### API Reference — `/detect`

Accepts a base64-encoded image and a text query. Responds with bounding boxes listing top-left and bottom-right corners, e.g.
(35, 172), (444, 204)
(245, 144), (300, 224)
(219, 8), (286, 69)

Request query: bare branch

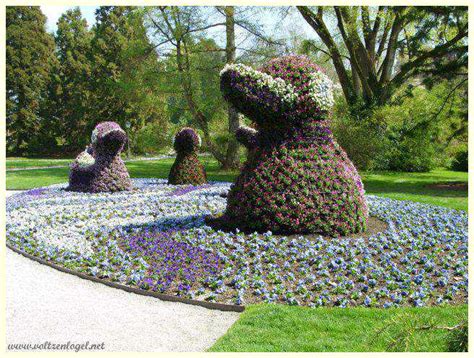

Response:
(297, 6), (354, 102)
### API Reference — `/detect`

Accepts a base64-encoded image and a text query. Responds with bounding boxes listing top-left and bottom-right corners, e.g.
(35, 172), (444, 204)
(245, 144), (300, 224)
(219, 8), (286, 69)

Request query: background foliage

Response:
(6, 5), (468, 172)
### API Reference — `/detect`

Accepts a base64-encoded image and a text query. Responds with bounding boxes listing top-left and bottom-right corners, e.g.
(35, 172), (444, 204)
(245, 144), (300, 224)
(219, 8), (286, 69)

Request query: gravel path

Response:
(5, 191), (240, 352)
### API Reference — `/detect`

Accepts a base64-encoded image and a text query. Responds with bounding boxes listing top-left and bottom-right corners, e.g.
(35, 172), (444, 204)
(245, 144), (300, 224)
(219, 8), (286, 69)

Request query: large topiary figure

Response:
(67, 121), (132, 193)
(168, 127), (207, 185)
(219, 55), (368, 236)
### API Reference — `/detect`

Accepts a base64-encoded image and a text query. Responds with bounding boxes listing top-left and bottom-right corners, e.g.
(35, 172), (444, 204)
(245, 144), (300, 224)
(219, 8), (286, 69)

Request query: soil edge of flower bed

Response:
(6, 243), (245, 313)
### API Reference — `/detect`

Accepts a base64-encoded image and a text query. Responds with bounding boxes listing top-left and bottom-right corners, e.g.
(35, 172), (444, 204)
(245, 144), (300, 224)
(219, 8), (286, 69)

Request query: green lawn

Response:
(5, 157), (239, 190)
(5, 156), (468, 352)
(362, 169), (467, 211)
(209, 304), (467, 352)
(5, 155), (172, 169)
(6, 157), (72, 169)
(6, 157), (467, 211)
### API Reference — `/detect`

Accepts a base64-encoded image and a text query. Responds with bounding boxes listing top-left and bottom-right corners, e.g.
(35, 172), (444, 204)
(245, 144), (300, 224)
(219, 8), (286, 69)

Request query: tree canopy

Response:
(297, 6), (468, 109)
(6, 6), (56, 154)
(5, 5), (468, 172)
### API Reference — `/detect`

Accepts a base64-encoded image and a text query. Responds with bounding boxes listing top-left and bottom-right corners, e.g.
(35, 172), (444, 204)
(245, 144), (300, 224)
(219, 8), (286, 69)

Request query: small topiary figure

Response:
(219, 55), (368, 236)
(67, 121), (132, 193)
(168, 127), (207, 185)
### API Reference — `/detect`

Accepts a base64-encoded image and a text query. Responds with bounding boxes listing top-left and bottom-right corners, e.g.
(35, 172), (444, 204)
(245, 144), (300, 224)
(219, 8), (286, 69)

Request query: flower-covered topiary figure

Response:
(219, 55), (368, 236)
(67, 121), (132, 193)
(168, 127), (207, 185)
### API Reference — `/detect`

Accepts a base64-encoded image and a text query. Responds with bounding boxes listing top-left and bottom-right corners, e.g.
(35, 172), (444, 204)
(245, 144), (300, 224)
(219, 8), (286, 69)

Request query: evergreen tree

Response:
(6, 6), (55, 155)
(42, 7), (93, 153)
(90, 6), (165, 156)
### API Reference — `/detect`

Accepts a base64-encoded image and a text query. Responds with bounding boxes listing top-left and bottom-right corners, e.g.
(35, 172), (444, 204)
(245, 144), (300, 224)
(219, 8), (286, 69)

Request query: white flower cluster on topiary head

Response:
(220, 63), (299, 105)
(91, 123), (125, 144)
(220, 63), (335, 111)
(307, 71), (335, 110)
(76, 151), (95, 168)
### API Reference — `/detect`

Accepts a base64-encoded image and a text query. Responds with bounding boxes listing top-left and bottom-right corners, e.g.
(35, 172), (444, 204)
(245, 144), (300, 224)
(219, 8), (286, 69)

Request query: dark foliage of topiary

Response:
(168, 127), (207, 185)
(67, 121), (132, 193)
(218, 55), (368, 236)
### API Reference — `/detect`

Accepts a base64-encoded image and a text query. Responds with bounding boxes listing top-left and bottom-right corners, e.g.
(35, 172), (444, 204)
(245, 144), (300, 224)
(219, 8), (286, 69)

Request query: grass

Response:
(6, 157), (467, 211)
(209, 304), (468, 352)
(6, 157), (72, 169)
(361, 169), (467, 211)
(6, 156), (468, 352)
(5, 157), (239, 190)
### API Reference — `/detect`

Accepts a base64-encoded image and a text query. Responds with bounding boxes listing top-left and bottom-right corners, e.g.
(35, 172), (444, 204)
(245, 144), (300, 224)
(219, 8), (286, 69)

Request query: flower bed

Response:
(6, 179), (467, 308)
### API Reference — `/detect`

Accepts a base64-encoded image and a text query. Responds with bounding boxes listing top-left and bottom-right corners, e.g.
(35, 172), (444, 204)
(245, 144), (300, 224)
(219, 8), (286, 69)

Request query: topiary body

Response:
(168, 127), (207, 185)
(67, 121), (132, 193)
(219, 55), (368, 236)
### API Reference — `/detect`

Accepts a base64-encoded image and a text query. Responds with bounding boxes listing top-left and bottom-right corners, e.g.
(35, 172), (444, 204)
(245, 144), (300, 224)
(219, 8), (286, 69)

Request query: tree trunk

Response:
(222, 6), (241, 169)
(176, 39), (228, 165)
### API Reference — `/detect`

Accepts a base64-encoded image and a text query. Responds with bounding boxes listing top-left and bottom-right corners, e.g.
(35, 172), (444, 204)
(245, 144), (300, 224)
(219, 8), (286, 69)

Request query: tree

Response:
(297, 6), (468, 111)
(145, 6), (227, 166)
(90, 6), (165, 156)
(41, 7), (93, 153)
(146, 6), (283, 168)
(222, 6), (240, 169)
(6, 6), (55, 155)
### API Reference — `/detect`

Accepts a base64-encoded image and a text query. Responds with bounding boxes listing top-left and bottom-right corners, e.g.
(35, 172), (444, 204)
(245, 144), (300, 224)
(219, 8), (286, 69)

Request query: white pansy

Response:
(91, 128), (99, 144)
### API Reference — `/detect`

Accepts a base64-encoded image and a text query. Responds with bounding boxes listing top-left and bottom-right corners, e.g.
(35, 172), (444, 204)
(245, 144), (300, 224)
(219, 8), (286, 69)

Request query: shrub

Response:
(331, 98), (387, 171)
(373, 99), (438, 172)
(217, 55), (368, 236)
(450, 149), (468, 172)
(132, 121), (171, 155)
(168, 127), (207, 185)
(333, 82), (466, 172)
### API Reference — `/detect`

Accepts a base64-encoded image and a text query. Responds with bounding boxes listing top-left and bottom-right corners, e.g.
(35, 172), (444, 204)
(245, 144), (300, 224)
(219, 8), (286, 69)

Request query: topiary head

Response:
(173, 127), (201, 154)
(220, 55), (334, 131)
(91, 121), (127, 155)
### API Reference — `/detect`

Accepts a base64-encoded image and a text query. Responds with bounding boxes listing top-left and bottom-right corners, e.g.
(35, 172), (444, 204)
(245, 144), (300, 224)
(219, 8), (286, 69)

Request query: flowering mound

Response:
(168, 128), (207, 185)
(219, 55), (367, 236)
(67, 121), (132, 193)
(6, 180), (467, 308)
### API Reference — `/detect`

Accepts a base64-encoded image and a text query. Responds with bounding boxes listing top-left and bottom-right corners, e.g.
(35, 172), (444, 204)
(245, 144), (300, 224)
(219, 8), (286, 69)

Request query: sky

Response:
(40, 6), (333, 76)
(41, 5), (316, 40)
(41, 6), (98, 32)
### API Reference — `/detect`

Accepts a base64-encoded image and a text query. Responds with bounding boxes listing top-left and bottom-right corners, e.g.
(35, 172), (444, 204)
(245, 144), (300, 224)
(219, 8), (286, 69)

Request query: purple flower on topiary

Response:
(235, 125), (259, 150)
(173, 127), (201, 153)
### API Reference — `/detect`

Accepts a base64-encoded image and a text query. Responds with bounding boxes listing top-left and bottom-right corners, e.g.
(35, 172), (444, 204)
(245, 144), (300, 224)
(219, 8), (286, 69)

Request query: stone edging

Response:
(6, 243), (245, 313)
